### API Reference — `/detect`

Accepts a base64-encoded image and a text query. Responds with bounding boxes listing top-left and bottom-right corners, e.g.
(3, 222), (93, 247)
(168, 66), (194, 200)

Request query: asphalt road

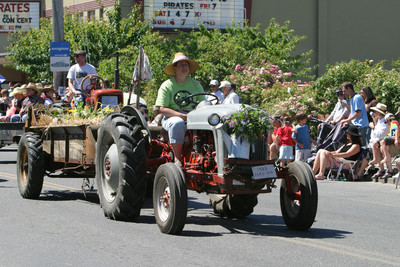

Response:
(1, 144), (400, 266)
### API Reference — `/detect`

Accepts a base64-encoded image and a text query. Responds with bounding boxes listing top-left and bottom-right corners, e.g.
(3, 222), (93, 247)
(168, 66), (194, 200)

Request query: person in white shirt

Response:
(220, 81), (240, 104)
(66, 50), (97, 105)
(355, 103), (390, 180)
(206, 80), (224, 104)
(326, 88), (350, 124)
(368, 103), (390, 164)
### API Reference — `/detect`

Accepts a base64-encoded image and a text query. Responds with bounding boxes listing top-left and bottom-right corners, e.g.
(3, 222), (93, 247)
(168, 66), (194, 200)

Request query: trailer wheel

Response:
(17, 132), (45, 199)
(280, 161), (318, 230)
(96, 113), (146, 221)
(153, 163), (187, 235)
(209, 194), (258, 218)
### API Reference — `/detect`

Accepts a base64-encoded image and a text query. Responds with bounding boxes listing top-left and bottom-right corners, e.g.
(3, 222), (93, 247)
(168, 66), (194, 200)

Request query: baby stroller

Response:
(318, 122), (348, 151)
(307, 122), (349, 166)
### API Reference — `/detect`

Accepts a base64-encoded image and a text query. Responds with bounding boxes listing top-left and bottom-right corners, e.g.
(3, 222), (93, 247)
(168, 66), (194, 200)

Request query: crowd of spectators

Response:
(0, 82), (58, 123)
(263, 81), (400, 181)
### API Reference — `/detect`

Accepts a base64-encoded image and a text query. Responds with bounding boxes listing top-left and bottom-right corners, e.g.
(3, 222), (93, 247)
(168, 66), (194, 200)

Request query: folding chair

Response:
(327, 148), (365, 181)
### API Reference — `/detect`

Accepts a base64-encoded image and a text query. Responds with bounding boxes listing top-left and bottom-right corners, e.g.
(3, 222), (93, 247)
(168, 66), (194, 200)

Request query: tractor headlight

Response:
(208, 113), (221, 126)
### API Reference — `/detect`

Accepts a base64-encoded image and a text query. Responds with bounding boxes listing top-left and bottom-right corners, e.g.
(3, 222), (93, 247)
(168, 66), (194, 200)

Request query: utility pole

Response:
(52, 0), (64, 90)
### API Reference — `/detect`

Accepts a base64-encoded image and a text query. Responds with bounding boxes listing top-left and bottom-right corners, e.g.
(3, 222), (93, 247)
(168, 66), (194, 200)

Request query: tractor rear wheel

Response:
(210, 194), (258, 218)
(96, 113), (146, 221)
(17, 132), (45, 199)
(280, 161), (318, 230)
(153, 163), (187, 235)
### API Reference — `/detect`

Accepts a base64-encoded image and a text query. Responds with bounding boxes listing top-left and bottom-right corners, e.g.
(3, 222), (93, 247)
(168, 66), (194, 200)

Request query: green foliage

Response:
(7, 3), (150, 82)
(227, 104), (272, 143)
(309, 59), (400, 113)
(171, 19), (314, 88)
(6, 4), (314, 114)
(6, 18), (53, 81)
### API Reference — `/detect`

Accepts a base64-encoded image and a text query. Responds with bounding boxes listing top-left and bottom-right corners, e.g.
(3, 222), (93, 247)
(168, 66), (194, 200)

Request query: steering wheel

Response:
(79, 74), (106, 97)
(173, 90), (219, 109)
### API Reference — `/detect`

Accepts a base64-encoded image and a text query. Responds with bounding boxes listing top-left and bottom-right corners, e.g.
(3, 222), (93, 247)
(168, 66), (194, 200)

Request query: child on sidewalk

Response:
(380, 113), (399, 167)
(292, 112), (313, 162)
(276, 116), (295, 167)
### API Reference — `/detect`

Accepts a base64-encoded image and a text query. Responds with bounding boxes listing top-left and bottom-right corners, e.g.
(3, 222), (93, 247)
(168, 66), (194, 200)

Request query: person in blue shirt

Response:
(292, 112), (313, 161)
(340, 82), (369, 147)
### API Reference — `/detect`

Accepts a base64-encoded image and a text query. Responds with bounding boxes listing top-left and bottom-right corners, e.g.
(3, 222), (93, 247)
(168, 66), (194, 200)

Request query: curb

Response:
(370, 173), (399, 186)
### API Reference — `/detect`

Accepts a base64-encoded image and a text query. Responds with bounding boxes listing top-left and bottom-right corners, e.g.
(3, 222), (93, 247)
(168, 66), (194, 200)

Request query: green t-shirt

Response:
(155, 77), (205, 111)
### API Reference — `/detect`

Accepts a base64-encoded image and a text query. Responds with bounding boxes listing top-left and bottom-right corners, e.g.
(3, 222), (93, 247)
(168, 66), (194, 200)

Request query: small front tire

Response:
(153, 163), (187, 235)
(280, 161), (318, 230)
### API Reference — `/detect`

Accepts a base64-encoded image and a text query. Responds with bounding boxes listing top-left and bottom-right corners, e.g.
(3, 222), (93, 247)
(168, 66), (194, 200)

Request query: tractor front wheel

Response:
(153, 163), (187, 235)
(280, 161), (318, 230)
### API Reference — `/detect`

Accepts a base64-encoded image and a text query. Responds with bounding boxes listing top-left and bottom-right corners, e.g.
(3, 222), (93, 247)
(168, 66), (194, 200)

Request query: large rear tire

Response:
(210, 194), (258, 218)
(16, 132), (45, 199)
(280, 161), (318, 230)
(96, 113), (146, 221)
(153, 163), (187, 235)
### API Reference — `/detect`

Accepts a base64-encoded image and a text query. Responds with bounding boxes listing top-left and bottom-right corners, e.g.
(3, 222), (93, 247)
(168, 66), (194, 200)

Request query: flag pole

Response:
(136, 45), (143, 109)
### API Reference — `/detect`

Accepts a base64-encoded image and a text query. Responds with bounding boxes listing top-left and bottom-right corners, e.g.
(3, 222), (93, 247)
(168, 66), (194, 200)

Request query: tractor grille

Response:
(249, 135), (269, 160)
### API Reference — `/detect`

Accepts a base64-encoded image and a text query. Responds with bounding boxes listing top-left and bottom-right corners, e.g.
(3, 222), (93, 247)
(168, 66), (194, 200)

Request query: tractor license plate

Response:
(252, 164), (277, 180)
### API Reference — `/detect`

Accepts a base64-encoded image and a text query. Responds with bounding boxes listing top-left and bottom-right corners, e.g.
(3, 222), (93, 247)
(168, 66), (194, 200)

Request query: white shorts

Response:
(295, 149), (311, 162)
(279, 145), (294, 160)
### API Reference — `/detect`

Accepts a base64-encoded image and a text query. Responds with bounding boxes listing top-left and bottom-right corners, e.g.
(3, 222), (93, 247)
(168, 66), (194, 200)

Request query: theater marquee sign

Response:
(0, 1), (40, 32)
(144, 0), (244, 30)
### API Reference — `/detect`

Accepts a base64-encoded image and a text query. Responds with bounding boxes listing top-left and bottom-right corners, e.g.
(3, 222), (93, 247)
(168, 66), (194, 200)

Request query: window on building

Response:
(100, 8), (104, 19)
(88, 10), (95, 21)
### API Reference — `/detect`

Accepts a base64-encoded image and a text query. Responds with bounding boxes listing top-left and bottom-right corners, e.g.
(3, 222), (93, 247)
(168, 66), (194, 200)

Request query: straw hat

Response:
(25, 82), (40, 93)
(164, 52), (199, 76)
(370, 103), (387, 115)
(42, 84), (56, 93)
(35, 83), (44, 91)
(10, 86), (26, 97)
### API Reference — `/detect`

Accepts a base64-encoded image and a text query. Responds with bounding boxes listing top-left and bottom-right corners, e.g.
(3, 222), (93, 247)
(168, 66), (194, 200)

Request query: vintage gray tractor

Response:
(17, 86), (317, 235)
(95, 92), (318, 234)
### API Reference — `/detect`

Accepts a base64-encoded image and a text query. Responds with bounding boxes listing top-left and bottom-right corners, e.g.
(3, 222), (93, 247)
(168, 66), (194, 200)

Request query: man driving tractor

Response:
(67, 50), (97, 105)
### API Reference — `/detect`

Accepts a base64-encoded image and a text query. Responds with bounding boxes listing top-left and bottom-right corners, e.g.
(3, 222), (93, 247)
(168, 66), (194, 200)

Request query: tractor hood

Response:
(187, 103), (245, 130)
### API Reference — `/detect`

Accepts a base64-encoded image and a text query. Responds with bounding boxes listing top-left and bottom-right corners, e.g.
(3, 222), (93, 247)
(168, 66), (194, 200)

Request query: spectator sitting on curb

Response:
(374, 112), (399, 180)
(355, 103), (390, 180)
(313, 125), (362, 180)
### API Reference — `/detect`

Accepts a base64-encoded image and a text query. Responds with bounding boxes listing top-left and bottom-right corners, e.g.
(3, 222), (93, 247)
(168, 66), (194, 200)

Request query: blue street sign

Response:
(50, 42), (70, 57)
(50, 42), (70, 72)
